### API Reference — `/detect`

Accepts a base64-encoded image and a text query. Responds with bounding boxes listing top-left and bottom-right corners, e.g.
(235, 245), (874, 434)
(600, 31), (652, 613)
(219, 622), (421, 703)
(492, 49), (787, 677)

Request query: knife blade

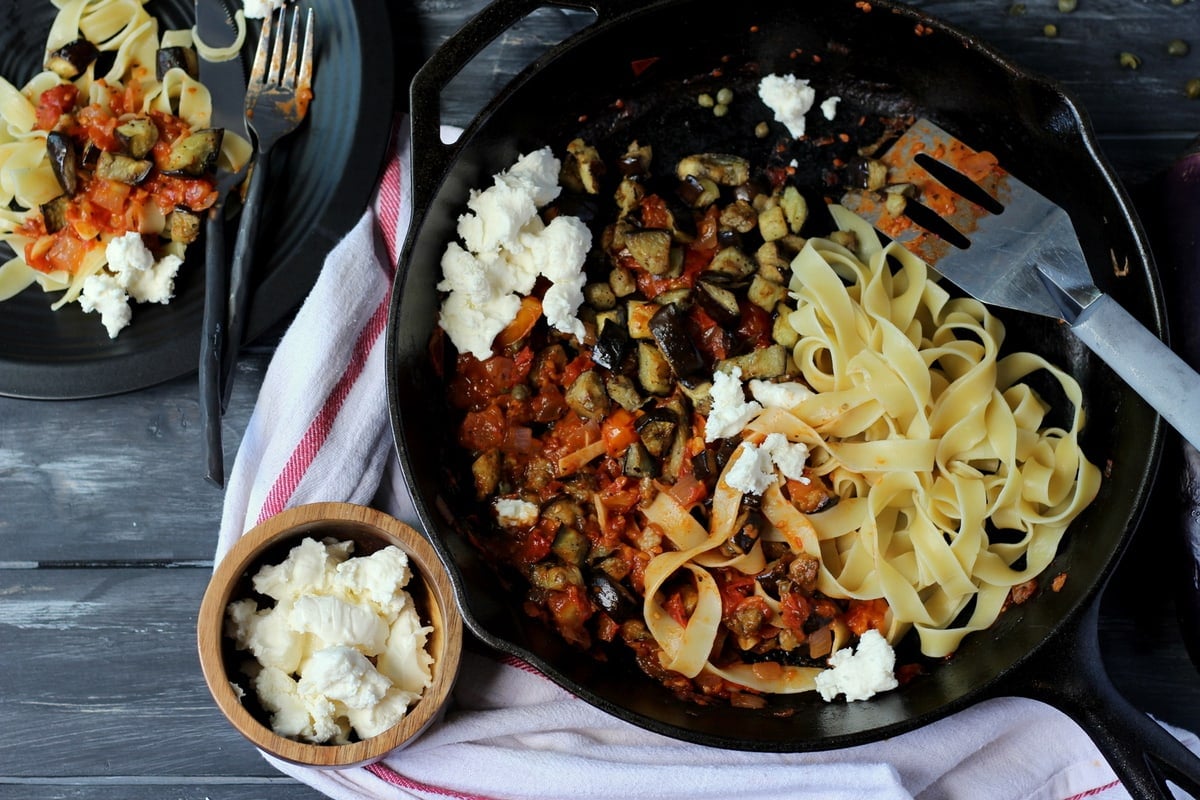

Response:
(195, 0), (249, 488)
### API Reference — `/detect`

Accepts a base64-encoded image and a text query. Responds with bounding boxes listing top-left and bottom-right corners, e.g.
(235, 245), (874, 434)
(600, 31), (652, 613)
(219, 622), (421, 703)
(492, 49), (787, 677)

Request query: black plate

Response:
(0, 0), (393, 399)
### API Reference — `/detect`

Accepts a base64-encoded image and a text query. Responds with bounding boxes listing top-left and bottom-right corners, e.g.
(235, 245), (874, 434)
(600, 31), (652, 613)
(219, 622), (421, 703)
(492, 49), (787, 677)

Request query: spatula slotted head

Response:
(841, 118), (1093, 320)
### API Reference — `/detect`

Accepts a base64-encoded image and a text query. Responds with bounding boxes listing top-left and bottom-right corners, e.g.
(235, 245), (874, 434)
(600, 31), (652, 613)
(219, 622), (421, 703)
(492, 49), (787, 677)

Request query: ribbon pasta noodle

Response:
(0, 0), (252, 333)
(642, 215), (1100, 692)
(444, 145), (1101, 705)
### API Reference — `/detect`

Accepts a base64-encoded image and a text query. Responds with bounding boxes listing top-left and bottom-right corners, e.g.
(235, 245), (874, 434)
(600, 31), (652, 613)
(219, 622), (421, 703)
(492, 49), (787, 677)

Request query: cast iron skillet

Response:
(386, 0), (1200, 794)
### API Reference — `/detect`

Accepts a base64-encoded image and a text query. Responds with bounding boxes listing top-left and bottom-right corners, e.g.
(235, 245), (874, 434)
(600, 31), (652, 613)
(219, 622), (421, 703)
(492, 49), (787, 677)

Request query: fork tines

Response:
(249, 5), (315, 99)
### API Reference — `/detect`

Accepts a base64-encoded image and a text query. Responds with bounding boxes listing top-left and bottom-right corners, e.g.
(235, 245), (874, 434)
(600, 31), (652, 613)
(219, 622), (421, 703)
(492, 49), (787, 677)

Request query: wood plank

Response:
(0, 782), (326, 800)
(0, 567), (276, 778)
(0, 351), (267, 564)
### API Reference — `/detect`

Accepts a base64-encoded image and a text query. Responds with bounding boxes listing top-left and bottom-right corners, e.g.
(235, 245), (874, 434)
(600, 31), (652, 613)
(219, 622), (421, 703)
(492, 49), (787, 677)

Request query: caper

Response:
(754, 121), (770, 138)
(713, 103), (729, 118)
(1118, 51), (1142, 70)
(1043, 23), (1058, 38)
(1057, 0), (1076, 12)
(698, 93), (715, 108)
(1168, 39), (1190, 57)
(1187, 78), (1200, 99)
(716, 87), (734, 105)
(1008, 2), (1026, 15)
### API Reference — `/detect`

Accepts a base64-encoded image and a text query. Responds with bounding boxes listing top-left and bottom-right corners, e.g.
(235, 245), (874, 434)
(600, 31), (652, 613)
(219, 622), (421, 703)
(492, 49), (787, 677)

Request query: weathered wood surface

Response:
(2, 0), (1200, 797)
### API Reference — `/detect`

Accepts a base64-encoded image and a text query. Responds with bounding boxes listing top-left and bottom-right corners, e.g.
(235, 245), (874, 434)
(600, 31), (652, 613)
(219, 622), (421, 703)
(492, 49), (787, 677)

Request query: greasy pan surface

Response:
(388, 0), (1163, 750)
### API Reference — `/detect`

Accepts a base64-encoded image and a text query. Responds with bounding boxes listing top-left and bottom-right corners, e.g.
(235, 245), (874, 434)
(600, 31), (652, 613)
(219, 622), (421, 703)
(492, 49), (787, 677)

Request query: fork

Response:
(220, 4), (315, 411)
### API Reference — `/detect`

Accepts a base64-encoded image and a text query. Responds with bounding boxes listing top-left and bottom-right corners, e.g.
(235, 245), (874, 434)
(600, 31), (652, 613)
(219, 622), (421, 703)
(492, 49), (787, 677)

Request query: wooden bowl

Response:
(197, 502), (463, 767)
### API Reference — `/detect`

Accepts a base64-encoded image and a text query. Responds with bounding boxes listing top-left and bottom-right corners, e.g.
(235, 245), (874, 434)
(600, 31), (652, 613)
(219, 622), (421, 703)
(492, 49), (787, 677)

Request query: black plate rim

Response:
(0, 0), (395, 400)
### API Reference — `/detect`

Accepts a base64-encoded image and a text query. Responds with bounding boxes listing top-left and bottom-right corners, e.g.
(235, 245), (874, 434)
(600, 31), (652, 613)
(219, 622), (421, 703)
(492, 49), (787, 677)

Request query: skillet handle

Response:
(997, 599), (1200, 797)
(1069, 294), (1200, 451)
(407, 0), (641, 211)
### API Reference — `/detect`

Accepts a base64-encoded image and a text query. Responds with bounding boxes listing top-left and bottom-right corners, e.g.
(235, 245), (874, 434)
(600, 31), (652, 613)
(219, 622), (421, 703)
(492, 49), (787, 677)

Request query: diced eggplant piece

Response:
(654, 287), (692, 309)
(617, 140), (652, 178)
(679, 379), (713, 416)
(590, 572), (638, 616)
(161, 128), (223, 177)
(40, 195), (70, 234)
(115, 117), (159, 159)
(847, 157), (888, 192)
(660, 397), (690, 480)
(156, 45), (199, 80)
(884, 191), (908, 217)
(635, 407), (678, 457)
(695, 277), (741, 326)
(706, 246), (757, 280)
(829, 229), (859, 252)
(95, 151), (153, 184)
(648, 304), (705, 382)
(719, 199), (758, 234)
(678, 174), (719, 208)
(552, 527), (590, 565)
(471, 450), (502, 499)
(614, 178), (645, 217)
(692, 446), (719, 484)
(529, 562), (584, 591)
(676, 153), (750, 186)
(625, 229), (672, 275)
(562, 138), (605, 195)
(605, 374), (645, 412)
(592, 319), (632, 371)
(585, 281), (617, 311)
(718, 344), (788, 380)
(755, 241), (790, 281)
(627, 299), (657, 339)
(758, 205), (789, 242)
(637, 342), (673, 396)
(45, 39), (99, 80)
(609, 264), (638, 298)
(543, 497), (583, 528)
(662, 195), (698, 240)
(45, 131), (77, 195)
(565, 369), (610, 421)
(622, 440), (659, 478)
(164, 207), (202, 244)
(781, 186), (808, 233)
(772, 308), (801, 348)
(747, 275), (789, 312)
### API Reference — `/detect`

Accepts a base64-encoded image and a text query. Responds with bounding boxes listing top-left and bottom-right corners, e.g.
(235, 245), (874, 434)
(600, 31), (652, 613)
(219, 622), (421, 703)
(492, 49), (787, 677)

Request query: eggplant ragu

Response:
(438, 134), (932, 707)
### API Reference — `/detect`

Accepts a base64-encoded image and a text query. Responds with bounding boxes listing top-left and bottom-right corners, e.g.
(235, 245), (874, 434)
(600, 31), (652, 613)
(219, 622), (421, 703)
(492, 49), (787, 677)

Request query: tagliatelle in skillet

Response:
(641, 209), (1101, 698)
(0, 0), (251, 336)
(440, 134), (1101, 706)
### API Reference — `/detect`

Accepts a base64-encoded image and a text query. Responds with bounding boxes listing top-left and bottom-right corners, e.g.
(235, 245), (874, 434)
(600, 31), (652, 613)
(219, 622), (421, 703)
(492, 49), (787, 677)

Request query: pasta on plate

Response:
(0, 0), (251, 336)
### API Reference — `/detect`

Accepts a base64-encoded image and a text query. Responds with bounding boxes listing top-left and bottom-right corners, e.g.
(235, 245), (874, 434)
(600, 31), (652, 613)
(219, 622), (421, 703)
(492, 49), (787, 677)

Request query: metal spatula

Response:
(841, 118), (1200, 449)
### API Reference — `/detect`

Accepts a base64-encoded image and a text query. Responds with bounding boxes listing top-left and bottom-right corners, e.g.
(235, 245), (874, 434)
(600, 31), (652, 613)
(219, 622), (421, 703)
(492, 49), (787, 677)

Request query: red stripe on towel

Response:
(255, 292), (392, 523)
(1064, 781), (1120, 800)
(254, 138), (405, 524)
(366, 761), (498, 800)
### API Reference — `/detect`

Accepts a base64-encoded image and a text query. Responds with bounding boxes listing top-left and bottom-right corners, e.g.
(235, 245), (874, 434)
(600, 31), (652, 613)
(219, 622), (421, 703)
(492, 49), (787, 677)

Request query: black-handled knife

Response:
(196, 0), (250, 487)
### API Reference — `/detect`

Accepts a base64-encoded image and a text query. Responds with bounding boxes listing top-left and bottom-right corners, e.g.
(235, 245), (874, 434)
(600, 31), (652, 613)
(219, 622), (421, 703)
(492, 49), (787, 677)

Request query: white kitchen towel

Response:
(215, 119), (1200, 800)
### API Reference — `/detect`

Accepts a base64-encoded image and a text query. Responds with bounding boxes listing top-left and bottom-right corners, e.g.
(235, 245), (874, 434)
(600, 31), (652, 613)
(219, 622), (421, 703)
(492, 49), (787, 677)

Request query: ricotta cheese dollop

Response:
(437, 147), (592, 360)
(79, 233), (184, 338)
(814, 629), (899, 702)
(225, 537), (434, 744)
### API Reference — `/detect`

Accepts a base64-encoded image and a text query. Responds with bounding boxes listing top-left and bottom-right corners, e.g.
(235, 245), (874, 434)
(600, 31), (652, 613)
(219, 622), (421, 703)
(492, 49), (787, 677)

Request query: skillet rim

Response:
(386, 0), (1166, 751)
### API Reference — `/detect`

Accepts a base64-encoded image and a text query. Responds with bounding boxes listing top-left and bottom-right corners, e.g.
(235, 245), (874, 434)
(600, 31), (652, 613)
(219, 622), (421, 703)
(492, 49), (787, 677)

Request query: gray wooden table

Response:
(3, 1), (1200, 798)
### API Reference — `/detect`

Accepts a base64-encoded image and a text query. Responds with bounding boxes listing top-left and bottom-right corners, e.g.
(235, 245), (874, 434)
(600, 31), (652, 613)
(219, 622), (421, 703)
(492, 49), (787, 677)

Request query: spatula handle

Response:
(1071, 294), (1200, 449)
